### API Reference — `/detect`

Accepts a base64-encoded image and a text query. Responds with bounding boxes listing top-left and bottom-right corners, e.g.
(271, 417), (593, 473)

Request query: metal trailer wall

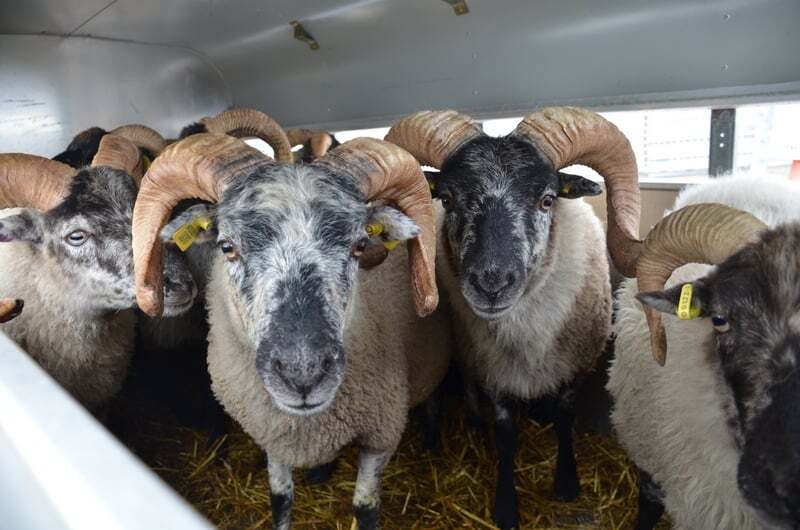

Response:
(2, 0), (800, 156)
(0, 36), (230, 156)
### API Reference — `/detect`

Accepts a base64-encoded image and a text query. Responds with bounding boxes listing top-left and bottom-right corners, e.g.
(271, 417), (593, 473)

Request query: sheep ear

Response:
(161, 203), (217, 245)
(0, 210), (44, 245)
(367, 205), (420, 243)
(637, 282), (709, 317)
(557, 172), (602, 198)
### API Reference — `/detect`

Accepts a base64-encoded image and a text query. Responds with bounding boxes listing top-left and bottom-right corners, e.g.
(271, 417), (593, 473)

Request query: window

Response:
(331, 102), (800, 185)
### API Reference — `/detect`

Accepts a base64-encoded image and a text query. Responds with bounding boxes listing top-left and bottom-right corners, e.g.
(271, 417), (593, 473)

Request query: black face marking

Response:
(437, 135), (560, 317)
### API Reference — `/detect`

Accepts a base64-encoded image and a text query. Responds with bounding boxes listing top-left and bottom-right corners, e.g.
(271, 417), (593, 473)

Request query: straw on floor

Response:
(117, 386), (670, 530)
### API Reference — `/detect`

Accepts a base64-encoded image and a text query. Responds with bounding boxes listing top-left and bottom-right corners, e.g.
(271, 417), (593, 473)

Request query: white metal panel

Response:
(0, 332), (213, 530)
(0, 35), (230, 155)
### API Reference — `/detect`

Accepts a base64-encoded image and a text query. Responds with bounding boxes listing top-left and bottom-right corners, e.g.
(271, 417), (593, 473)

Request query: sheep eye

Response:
(539, 195), (556, 211)
(438, 191), (453, 210)
(353, 238), (369, 257)
(712, 315), (730, 333)
(219, 240), (238, 261)
(65, 230), (89, 247)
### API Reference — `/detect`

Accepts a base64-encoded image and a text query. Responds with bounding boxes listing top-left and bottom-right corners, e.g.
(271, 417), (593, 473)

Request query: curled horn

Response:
(637, 203), (766, 365)
(385, 110), (483, 169)
(287, 128), (334, 160)
(201, 108), (293, 164)
(109, 125), (167, 157)
(315, 138), (438, 317)
(0, 155), (75, 210)
(132, 133), (269, 316)
(91, 134), (143, 181)
(513, 107), (642, 277)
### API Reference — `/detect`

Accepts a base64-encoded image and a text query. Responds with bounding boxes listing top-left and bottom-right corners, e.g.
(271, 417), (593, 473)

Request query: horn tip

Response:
(415, 292), (439, 318)
(137, 287), (164, 317)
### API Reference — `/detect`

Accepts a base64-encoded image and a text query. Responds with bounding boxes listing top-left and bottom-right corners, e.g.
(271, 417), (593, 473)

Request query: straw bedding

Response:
(114, 361), (671, 530)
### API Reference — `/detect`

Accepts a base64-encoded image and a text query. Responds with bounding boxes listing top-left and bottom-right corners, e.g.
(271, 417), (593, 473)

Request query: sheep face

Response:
(430, 135), (600, 319)
(207, 165), (419, 416)
(0, 167), (196, 314)
(638, 224), (800, 529)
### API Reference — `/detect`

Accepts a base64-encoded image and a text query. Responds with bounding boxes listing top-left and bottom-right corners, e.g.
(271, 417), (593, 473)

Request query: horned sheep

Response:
(385, 107), (641, 528)
(131, 132), (451, 529)
(0, 135), (196, 412)
(608, 174), (800, 530)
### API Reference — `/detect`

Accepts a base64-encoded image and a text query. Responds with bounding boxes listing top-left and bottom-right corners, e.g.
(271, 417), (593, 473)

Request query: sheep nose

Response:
(470, 269), (516, 302)
(164, 275), (192, 295)
(270, 353), (336, 399)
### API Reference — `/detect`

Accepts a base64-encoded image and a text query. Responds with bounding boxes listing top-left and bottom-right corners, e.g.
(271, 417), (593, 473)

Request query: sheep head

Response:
(132, 133), (437, 415)
(386, 107), (641, 320)
(0, 135), (196, 315)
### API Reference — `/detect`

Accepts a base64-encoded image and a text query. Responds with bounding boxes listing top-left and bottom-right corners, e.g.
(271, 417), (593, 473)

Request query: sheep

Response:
(385, 107), (642, 528)
(53, 123), (167, 180)
(607, 174), (800, 530)
(131, 132), (451, 529)
(0, 134), (196, 412)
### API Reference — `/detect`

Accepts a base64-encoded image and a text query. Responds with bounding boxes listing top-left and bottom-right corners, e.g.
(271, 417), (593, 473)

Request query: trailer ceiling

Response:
(2, 0), (800, 139)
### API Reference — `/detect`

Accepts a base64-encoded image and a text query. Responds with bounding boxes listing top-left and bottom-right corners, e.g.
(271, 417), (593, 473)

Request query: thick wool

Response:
(0, 238), (135, 410)
(439, 198), (611, 400)
(608, 174), (800, 530)
(206, 241), (451, 468)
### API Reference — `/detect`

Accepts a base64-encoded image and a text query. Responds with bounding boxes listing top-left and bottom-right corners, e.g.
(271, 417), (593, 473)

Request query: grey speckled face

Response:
(0, 166), (197, 314)
(215, 164), (367, 416)
(212, 164), (420, 416)
(434, 136), (562, 319)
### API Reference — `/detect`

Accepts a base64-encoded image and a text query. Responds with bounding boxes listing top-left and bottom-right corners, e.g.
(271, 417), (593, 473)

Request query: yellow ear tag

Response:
(365, 223), (385, 237)
(365, 222), (400, 251)
(428, 181), (436, 192)
(172, 216), (212, 252)
(676, 283), (701, 320)
(141, 154), (152, 173)
(560, 186), (571, 195)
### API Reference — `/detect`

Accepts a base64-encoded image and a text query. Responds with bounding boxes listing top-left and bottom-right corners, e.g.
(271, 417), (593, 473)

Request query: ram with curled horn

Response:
(53, 122), (167, 182)
(177, 107), (294, 164)
(132, 131), (451, 529)
(0, 134), (196, 412)
(385, 106), (642, 528)
(608, 174), (800, 530)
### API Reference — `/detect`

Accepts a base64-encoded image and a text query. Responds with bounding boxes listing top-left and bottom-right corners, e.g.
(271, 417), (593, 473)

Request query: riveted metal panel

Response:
(0, 35), (230, 156)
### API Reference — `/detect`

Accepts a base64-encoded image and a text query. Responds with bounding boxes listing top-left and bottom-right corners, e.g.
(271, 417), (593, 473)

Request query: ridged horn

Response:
(513, 107), (642, 277)
(385, 110), (483, 169)
(637, 203), (767, 365)
(287, 128), (334, 160)
(132, 133), (269, 316)
(201, 108), (293, 164)
(109, 125), (167, 156)
(91, 134), (143, 181)
(315, 138), (438, 317)
(0, 155), (75, 210)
